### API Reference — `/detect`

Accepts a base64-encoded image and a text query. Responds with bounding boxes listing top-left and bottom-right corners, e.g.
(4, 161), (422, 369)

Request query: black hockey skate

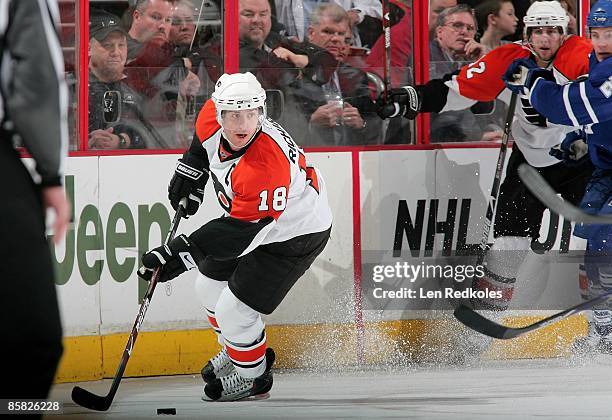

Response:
(201, 347), (234, 384)
(203, 348), (275, 402)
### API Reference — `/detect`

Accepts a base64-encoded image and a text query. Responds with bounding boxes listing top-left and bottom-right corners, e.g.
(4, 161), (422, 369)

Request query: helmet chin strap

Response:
(524, 39), (561, 67)
(221, 124), (261, 151)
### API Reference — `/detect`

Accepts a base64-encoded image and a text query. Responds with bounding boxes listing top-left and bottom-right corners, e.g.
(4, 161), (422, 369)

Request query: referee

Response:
(0, 0), (70, 410)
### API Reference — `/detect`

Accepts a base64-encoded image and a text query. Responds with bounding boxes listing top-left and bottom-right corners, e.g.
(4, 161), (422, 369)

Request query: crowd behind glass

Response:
(56, 0), (584, 150)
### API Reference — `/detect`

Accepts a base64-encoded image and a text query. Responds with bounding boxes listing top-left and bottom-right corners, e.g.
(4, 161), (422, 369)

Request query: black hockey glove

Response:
(138, 234), (205, 282)
(376, 86), (420, 120)
(168, 152), (209, 218)
(550, 130), (589, 167)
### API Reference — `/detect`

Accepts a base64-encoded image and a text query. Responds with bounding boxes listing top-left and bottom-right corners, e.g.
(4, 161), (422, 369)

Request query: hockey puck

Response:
(156, 407), (176, 415)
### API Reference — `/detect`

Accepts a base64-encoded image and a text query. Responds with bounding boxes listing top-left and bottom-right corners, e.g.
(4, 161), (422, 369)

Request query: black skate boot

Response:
(201, 347), (234, 384)
(203, 348), (275, 402)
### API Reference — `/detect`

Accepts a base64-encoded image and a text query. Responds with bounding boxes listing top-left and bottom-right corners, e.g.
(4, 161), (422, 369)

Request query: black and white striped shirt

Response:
(0, 0), (68, 186)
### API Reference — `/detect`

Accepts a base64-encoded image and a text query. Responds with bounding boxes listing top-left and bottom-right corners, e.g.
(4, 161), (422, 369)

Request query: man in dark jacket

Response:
(89, 12), (153, 148)
(294, 3), (382, 146)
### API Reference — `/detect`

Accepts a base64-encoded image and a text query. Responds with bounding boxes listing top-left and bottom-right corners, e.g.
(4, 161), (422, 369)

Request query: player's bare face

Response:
(239, 0), (271, 49)
(528, 27), (563, 63)
(590, 27), (612, 62)
(221, 109), (262, 150)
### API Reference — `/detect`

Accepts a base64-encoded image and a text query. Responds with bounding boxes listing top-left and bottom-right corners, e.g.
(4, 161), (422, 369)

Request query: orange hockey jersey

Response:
(188, 100), (332, 260)
(431, 36), (592, 167)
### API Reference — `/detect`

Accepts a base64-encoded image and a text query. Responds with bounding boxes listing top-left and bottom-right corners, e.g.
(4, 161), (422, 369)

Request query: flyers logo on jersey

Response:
(218, 191), (231, 209)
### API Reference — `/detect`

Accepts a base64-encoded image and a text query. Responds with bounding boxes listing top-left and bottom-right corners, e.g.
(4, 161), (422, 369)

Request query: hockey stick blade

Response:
(71, 201), (186, 411)
(518, 164), (612, 224)
(71, 386), (112, 411)
(454, 291), (612, 339)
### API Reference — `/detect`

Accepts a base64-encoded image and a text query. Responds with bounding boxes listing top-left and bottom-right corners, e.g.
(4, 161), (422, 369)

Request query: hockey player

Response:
(137, 72), (332, 401)
(508, 0), (612, 352)
(0, 0), (70, 405)
(376, 1), (593, 317)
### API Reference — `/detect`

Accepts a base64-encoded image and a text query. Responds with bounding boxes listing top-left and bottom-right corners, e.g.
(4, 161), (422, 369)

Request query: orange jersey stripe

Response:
(225, 341), (267, 364)
(207, 315), (219, 329)
(552, 35), (592, 80)
(229, 133), (292, 221)
(195, 99), (221, 143)
(305, 167), (320, 193)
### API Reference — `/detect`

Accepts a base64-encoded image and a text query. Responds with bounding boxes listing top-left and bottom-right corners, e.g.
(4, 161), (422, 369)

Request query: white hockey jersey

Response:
(437, 36), (592, 167)
(189, 100), (332, 260)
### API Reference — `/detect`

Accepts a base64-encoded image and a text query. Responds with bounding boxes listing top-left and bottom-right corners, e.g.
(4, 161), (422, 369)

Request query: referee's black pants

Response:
(0, 137), (63, 405)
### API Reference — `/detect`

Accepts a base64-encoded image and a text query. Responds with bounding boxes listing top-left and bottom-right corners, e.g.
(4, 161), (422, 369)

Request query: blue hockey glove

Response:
(549, 130), (589, 167)
(502, 58), (537, 95)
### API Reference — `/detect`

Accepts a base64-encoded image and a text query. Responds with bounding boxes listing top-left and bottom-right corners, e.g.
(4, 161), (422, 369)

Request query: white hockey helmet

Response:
(523, 1), (569, 35)
(211, 72), (267, 127)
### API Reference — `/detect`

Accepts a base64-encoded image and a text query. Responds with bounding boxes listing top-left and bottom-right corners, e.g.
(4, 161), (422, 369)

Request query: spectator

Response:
(127, 0), (174, 61)
(366, 0), (459, 86)
(430, 4), (484, 75)
(332, 1), (384, 48)
(429, 0), (460, 37)
(89, 12), (153, 149)
(429, 4), (503, 142)
(170, 0), (197, 49)
(364, 0), (458, 144)
(365, 5), (414, 87)
(124, 0), (176, 101)
(122, 0), (206, 148)
(475, 0), (519, 53)
(201, 0), (337, 96)
(559, 0), (578, 34)
(292, 3), (382, 146)
(274, 0), (382, 46)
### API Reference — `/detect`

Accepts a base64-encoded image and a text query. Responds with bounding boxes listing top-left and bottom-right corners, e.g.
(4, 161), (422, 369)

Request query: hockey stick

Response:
(478, 92), (518, 252)
(454, 289), (612, 339)
(381, 0), (391, 100)
(71, 199), (187, 411)
(519, 164), (612, 224)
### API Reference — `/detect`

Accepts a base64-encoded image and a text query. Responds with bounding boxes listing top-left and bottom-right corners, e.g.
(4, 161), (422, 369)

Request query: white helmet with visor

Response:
(523, 1), (569, 35)
(211, 72), (267, 129)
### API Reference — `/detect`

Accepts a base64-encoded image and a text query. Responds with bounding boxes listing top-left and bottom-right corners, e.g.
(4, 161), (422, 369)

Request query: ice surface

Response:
(49, 357), (612, 419)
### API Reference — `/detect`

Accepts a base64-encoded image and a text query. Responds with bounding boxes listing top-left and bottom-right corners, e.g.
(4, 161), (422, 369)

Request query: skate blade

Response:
(201, 392), (270, 403)
(242, 392), (270, 401)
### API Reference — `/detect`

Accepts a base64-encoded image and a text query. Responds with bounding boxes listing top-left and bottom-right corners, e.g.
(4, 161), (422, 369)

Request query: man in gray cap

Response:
(88, 11), (151, 149)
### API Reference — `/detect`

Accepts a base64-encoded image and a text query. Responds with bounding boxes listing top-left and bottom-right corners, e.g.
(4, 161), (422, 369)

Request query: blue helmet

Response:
(587, 0), (612, 28)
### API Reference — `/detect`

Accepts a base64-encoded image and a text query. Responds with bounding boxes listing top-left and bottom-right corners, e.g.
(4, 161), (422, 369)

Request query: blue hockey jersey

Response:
(529, 54), (612, 169)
